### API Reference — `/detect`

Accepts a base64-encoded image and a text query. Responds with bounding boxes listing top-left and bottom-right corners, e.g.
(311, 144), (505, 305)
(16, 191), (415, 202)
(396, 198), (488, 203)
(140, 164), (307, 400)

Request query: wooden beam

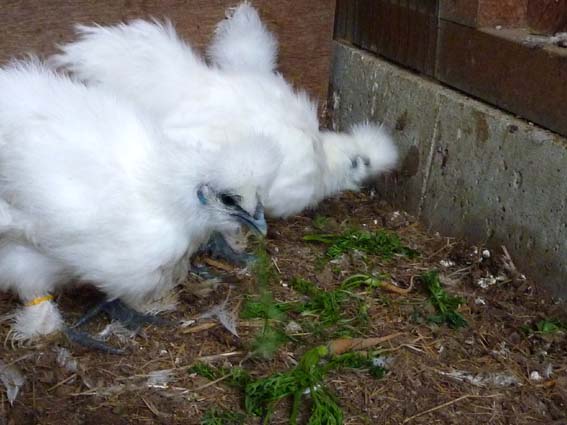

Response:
(527, 0), (567, 35)
(439, 0), (527, 28)
(436, 22), (567, 137)
(335, 0), (438, 76)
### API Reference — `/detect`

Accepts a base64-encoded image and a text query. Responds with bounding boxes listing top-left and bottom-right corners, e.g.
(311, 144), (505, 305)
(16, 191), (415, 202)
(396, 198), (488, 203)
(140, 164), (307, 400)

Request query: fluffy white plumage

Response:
(0, 59), (280, 340)
(207, 2), (278, 74)
(51, 2), (398, 219)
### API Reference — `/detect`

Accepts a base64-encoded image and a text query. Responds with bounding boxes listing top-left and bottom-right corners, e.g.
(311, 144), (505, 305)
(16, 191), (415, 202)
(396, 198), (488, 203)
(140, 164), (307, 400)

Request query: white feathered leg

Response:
(0, 244), (67, 341)
(11, 298), (63, 341)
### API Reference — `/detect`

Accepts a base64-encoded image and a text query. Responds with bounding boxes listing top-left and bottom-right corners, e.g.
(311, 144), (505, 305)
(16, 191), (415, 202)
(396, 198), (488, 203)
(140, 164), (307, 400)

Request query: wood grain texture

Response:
(527, 0), (567, 35)
(437, 23), (567, 138)
(440, 0), (527, 28)
(334, 0), (438, 76)
(439, 0), (480, 27)
(478, 0), (527, 27)
(0, 0), (335, 104)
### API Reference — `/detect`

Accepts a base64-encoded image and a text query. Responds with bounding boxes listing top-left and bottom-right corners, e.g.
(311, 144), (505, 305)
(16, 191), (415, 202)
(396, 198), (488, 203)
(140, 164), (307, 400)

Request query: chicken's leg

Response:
(65, 299), (172, 354)
(73, 299), (171, 330)
(202, 231), (255, 267)
(64, 327), (125, 355)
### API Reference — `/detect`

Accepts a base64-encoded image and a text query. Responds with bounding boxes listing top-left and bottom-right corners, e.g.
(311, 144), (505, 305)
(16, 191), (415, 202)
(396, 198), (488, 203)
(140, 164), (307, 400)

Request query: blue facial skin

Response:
(197, 188), (208, 205)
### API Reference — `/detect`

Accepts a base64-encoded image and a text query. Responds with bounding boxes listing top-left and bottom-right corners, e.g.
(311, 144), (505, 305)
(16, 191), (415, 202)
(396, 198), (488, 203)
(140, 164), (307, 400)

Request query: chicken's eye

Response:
(220, 194), (239, 207)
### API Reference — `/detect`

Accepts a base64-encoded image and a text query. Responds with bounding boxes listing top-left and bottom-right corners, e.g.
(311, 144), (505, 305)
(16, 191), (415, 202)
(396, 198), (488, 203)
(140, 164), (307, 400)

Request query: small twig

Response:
(328, 332), (405, 355)
(238, 319), (282, 328)
(202, 257), (234, 272)
(195, 351), (244, 363)
(535, 380), (556, 389)
(425, 241), (453, 260)
(47, 373), (77, 392)
(181, 321), (217, 334)
(271, 257), (282, 274)
(2, 353), (34, 367)
(380, 343), (425, 354)
(447, 266), (472, 278)
(190, 373), (232, 392)
(231, 298), (243, 318)
(71, 388), (112, 397)
(382, 277), (414, 295)
(141, 396), (167, 418)
(501, 246), (526, 283)
(403, 394), (501, 423)
(379, 336), (425, 354)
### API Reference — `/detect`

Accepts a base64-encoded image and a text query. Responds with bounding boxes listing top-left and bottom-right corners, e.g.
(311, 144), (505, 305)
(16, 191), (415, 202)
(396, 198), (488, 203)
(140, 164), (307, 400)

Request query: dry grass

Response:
(0, 192), (565, 424)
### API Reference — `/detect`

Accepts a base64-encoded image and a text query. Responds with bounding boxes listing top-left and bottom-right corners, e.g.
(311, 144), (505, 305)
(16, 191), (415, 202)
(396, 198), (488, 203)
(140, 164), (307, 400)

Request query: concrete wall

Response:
(330, 41), (567, 298)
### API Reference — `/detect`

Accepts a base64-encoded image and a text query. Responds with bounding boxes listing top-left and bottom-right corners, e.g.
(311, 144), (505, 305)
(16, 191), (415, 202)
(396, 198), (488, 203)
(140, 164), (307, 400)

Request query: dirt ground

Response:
(0, 191), (566, 425)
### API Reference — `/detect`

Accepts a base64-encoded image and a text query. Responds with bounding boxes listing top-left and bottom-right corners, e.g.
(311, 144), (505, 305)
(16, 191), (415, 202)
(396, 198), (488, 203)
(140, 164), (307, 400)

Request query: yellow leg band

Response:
(25, 295), (54, 307)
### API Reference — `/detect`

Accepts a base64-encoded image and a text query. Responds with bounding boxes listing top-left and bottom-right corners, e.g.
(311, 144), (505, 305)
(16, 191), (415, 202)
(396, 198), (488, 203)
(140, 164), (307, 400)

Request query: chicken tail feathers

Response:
(320, 122), (398, 197)
(50, 19), (203, 87)
(207, 2), (278, 74)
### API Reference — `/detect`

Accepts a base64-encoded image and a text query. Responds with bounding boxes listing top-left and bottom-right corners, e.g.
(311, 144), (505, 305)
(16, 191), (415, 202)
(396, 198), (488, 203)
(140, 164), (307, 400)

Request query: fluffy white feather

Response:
(319, 122), (399, 195)
(207, 1), (278, 74)
(10, 301), (64, 341)
(0, 59), (280, 339)
(52, 4), (397, 218)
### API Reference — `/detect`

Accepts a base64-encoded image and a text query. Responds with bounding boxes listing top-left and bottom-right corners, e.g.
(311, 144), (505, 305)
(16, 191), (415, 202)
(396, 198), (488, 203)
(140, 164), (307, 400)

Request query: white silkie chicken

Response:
(51, 3), (398, 263)
(52, 3), (398, 218)
(0, 59), (279, 349)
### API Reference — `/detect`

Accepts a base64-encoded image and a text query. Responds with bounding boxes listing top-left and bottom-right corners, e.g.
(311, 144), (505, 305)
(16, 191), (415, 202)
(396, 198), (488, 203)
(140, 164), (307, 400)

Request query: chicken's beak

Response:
(232, 202), (267, 237)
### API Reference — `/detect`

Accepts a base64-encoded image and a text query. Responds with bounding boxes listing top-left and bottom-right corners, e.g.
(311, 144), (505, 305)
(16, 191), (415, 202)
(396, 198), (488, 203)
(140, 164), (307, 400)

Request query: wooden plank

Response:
(527, 0), (567, 35)
(478, 0), (527, 27)
(439, 0), (480, 27)
(333, 0), (348, 42)
(398, 0), (410, 66)
(437, 21), (567, 138)
(335, 0), (438, 76)
(440, 0), (527, 28)
(406, 0), (420, 71)
(0, 0), (335, 104)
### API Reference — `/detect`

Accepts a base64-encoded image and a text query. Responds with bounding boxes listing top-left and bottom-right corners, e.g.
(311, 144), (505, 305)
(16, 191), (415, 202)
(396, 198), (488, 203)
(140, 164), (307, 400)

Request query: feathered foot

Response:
(63, 327), (125, 355)
(73, 299), (171, 330)
(64, 299), (172, 354)
(8, 300), (64, 342)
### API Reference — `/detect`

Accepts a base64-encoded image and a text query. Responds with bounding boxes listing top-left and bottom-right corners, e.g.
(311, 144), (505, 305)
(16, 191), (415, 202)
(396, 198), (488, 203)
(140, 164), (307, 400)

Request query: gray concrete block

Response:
(330, 41), (567, 298)
(330, 44), (441, 214)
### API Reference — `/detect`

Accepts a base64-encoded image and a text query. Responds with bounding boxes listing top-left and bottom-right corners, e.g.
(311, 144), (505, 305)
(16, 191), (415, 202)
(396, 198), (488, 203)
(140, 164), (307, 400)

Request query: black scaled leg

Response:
(73, 299), (172, 331)
(63, 327), (125, 355)
(66, 299), (172, 354)
(190, 263), (224, 281)
(203, 231), (255, 267)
